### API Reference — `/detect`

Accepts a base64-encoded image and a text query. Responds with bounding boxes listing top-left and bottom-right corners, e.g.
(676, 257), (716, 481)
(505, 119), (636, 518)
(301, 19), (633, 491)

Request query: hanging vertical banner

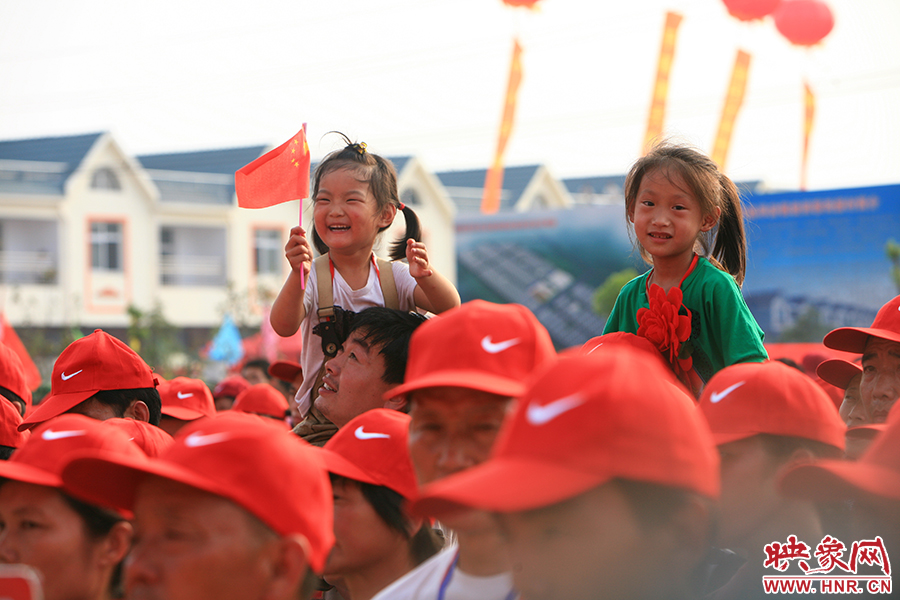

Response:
(481, 39), (524, 214)
(711, 49), (751, 170)
(801, 81), (815, 191)
(643, 12), (683, 155)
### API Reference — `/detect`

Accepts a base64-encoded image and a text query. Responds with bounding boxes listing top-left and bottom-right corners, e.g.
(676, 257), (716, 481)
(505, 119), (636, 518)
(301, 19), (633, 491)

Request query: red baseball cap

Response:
(60, 411), (334, 573)
(212, 375), (251, 400)
(698, 361), (845, 450)
(232, 383), (290, 420)
(580, 332), (690, 391)
(158, 377), (216, 421)
(0, 342), (32, 409)
(269, 360), (303, 383)
(105, 418), (175, 457)
(0, 398), (28, 448)
(20, 330), (157, 431)
(320, 409), (418, 501)
(816, 359), (862, 390)
(780, 408), (900, 502)
(386, 300), (556, 401)
(0, 413), (144, 489)
(411, 350), (718, 518)
(824, 294), (900, 353)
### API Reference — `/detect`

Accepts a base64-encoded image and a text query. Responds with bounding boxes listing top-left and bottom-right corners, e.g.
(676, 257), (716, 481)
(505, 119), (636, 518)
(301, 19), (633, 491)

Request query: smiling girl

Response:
(270, 134), (459, 426)
(603, 142), (767, 395)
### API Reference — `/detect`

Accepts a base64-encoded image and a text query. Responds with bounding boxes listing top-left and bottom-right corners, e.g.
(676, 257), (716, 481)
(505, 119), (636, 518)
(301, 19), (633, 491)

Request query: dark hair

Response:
(0, 445), (14, 460)
(624, 141), (748, 286)
(756, 433), (844, 462)
(243, 358), (271, 375)
(347, 307), (427, 385)
(311, 132), (422, 261)
(0, 386), (26, 416)
(331, 474), (441, 566)
(61, 492), (127, 598)
(91, 388), (162, 426)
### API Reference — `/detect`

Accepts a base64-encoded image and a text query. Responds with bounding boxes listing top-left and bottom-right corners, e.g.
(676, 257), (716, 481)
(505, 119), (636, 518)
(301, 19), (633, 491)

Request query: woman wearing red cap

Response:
(319, 409), (442, 600)
(0, 414), (143, 600)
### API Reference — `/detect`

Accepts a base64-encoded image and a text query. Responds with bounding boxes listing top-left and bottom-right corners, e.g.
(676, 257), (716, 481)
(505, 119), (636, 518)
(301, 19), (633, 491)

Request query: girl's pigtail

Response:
(390, 204), (422, 261)
(711, 173), (748, 287)
(312, 227), (329, 256)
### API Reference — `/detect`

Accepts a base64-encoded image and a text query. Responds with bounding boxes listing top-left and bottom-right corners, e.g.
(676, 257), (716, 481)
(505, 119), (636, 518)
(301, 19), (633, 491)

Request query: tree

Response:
(886, 239), (900, 294)
(127, 302), (183, 375)
(593, 268), (639, 317)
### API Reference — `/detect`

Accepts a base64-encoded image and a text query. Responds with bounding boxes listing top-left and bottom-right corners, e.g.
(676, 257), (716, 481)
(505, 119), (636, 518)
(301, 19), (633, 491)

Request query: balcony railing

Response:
(0, 250), (57, 284)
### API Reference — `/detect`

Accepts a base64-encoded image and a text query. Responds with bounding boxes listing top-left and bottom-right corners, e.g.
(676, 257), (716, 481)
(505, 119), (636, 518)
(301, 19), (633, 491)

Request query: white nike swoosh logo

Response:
(176, 391), (194, 399)
(586, 342), (603, 355)
(526, 394), (585, 426)
(61, 369), (83, 381)
(354, 426), (390, 440)
(710, 381), (747, 404)
(184, 431), (232, 448)
(41, 429), (86, 441)
(481, 336), (520, 354)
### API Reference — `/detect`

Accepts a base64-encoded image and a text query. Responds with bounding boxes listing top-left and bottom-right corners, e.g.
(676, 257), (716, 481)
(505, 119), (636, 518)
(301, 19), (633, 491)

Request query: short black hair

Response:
(243, 358), (271, 374)
(346, 308), (427, 385)
(91, 388), (162, 426)
(60, 491), (128, 598)
(330, 474), (441, 566)
(0, 445), (14, 460)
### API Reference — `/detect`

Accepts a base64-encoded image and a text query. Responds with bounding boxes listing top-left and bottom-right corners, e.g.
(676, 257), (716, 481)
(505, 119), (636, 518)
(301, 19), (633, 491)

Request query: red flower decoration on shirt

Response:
(637, 284), (694, 383)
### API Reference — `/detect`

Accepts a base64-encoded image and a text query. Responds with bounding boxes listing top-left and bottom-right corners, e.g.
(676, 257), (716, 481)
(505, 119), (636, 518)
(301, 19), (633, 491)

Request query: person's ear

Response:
(97, 520), (133, 568)
(384, 395), (407, 412)
(124, 400), (150, 423)
(700, 207), (722, 233)
(377, 203), (397, 229)
(260, 535), (310, 600)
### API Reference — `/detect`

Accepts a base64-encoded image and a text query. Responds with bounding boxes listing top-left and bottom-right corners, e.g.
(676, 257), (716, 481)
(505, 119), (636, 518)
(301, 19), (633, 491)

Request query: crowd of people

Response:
(0, 139), (897, 600)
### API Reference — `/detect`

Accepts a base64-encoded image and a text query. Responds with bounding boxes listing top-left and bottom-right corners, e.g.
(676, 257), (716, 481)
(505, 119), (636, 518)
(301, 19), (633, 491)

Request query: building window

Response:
(91, 222), (122, 271)
(91, 167), (121, 190)
(255, 229), (282, 276)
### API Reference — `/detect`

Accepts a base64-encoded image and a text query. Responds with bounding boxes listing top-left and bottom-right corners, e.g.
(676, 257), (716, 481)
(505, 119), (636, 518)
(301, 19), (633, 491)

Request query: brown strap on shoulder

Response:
(314, 255), (333, 319)
(377, 257), (399, 310)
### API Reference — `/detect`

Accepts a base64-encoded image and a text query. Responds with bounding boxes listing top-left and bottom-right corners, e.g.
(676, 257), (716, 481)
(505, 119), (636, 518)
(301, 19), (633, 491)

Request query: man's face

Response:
(496, 482), (671, 600)
(241, 367), (269, 386)
(860, 337), (900, 424)
(407, 387), (512, 486)
(126, 477), (278, 600)
(715, 436), (783, 549)
(839, 373), (865, 427)
(315, 331), (393, 428)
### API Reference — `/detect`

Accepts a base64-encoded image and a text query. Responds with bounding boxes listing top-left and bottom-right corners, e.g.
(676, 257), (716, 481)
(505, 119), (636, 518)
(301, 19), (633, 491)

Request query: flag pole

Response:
(299, 122), (307, 290)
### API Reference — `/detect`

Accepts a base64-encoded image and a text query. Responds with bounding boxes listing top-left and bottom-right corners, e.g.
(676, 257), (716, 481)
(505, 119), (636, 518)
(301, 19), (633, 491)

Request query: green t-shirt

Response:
(603, 257), (768, 382)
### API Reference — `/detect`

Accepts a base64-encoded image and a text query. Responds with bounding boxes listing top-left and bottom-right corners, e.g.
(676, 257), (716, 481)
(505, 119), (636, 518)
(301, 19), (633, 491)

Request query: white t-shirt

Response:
(370, 544), (516, 600)
(294, 256), (418, 416)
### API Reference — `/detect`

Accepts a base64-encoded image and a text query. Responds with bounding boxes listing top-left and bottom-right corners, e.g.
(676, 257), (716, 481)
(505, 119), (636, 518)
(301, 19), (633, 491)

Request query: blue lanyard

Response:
(437, 551), (518, 600)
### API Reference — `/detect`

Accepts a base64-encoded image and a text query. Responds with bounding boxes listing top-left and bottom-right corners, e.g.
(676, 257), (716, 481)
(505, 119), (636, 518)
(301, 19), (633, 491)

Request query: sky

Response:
(1, 0), (898, 192)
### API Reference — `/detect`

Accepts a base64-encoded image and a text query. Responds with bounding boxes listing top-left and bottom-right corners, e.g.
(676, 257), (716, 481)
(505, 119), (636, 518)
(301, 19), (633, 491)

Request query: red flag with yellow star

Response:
(236, 126), (310, 209)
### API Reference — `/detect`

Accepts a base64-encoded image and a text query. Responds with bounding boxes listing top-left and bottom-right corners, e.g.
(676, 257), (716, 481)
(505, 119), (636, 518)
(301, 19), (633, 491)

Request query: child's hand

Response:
(406, 238), (433, 279)
(285, 226), (312, 279)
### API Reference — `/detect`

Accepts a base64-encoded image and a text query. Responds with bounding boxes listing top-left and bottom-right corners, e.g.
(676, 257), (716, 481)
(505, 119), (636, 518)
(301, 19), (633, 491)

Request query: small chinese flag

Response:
(236, 126), (310, 209)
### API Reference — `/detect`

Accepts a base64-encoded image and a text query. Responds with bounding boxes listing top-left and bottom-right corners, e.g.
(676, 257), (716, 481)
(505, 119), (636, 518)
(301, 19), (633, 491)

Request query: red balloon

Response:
(774, 0), (835, 46)
(502, 0), (540, 7)
(722, 0), (782, 21)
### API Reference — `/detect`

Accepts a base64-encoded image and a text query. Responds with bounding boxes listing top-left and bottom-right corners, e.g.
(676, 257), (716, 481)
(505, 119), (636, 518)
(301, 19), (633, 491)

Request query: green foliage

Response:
(886, 239), (900, 294)
(127, 302), (183, 375)
(593, 268), (639, 317)
(777, 306), (832, 343)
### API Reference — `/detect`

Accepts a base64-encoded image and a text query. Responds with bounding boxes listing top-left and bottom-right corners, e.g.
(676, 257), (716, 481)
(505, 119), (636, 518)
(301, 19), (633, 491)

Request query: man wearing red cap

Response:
(697, 360), (846, 600)
(61, 411), (334, 600)
(411, 349), (718, 600)
(0, 342), (32, 417)
(372, 300), (556, 600)
(211, 375), (250, 411)
(157, 376), (217, 436)
(20, 329), (161, 431)
(824, 294), (900, 424)
(232, 383), (290, 423)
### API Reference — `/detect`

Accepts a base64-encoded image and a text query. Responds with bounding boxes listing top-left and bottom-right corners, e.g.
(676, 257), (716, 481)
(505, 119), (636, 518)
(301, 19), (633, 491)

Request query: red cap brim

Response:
(824, 327), (900, 354)
(160, 406), (207, 421)
(411, 457), (609, 519)
(386, 371), (526, 401)
(19, 390), (96, 431)
(0, 461), (62, 488)
(779, 461), (900, 502)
